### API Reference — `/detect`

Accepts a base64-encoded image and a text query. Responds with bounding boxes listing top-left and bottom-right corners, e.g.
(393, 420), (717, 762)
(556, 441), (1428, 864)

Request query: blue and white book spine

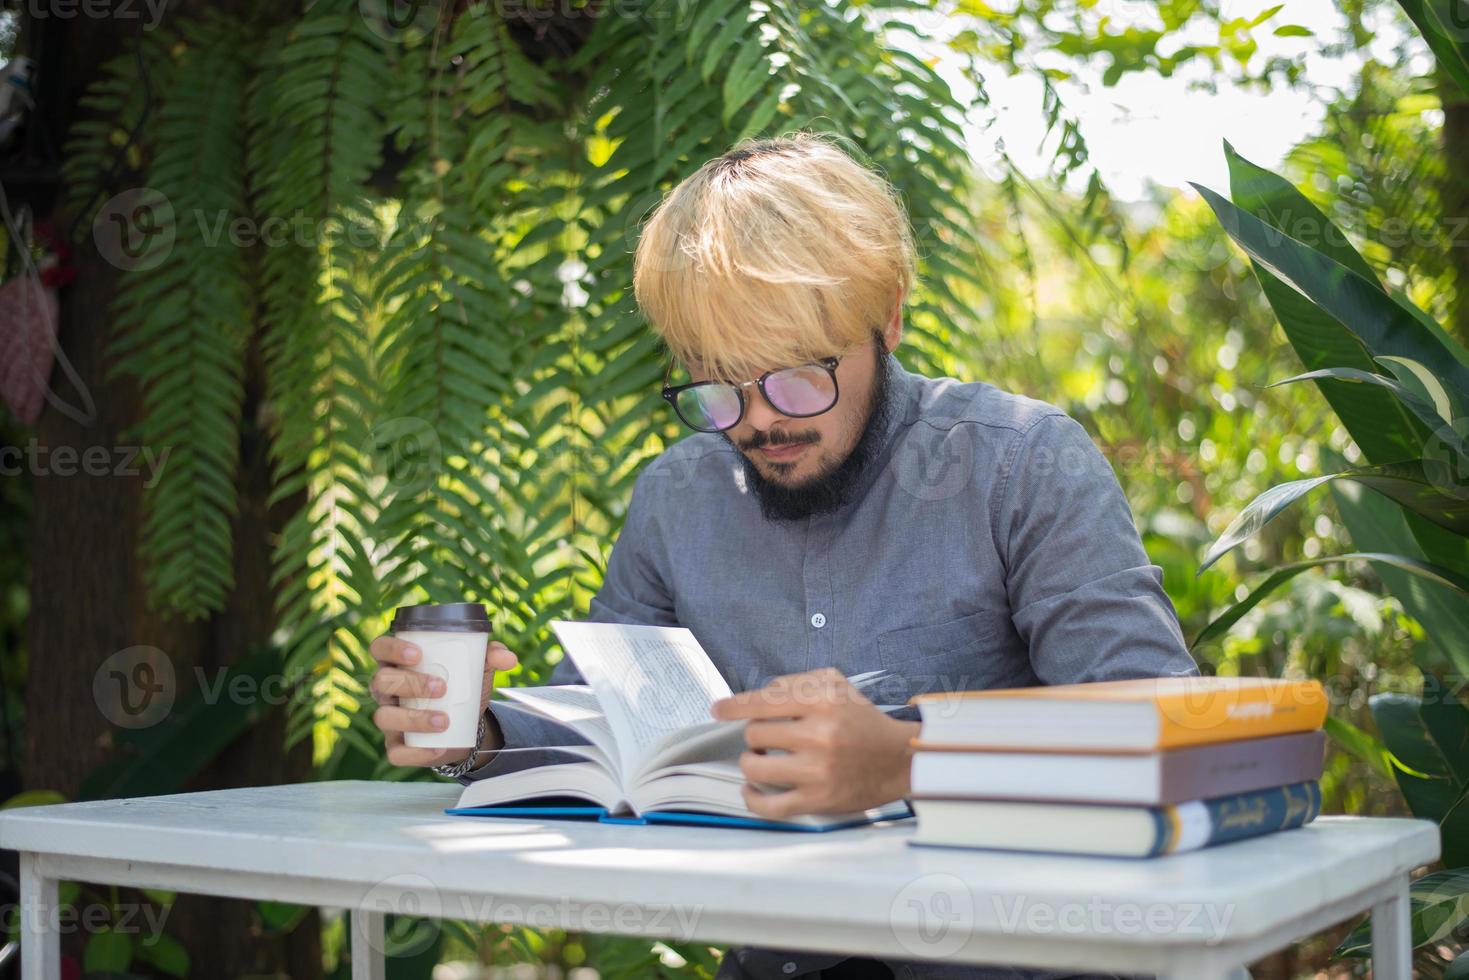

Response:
(1153, 780), (1321, 857)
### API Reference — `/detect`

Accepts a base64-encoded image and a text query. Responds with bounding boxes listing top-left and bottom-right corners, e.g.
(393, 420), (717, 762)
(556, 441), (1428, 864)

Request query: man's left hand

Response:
(710, 667), (918, 818)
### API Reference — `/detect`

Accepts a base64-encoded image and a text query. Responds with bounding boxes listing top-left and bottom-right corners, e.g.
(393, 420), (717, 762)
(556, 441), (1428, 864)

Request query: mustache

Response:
(738, 430), (819, 451)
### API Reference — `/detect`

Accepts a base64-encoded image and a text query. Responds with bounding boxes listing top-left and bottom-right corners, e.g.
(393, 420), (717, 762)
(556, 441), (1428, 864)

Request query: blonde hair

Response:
(632, 130), (917, 381)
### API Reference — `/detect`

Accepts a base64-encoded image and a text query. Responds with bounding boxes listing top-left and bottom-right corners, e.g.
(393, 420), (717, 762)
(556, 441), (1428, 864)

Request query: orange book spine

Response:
(1154, 680), (1328, 748)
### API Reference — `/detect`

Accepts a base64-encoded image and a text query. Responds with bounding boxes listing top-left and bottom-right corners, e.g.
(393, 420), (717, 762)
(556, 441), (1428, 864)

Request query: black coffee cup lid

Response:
(390, 602), (491, 633)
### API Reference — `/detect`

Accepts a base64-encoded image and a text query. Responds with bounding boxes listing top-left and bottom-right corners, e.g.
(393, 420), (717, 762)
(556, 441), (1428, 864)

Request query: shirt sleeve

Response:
(460, 464), (678, 784)
(994, 413), (1199, 684)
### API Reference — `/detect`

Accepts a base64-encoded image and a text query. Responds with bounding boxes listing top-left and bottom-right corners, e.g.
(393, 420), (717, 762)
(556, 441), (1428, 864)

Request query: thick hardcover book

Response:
(910, 730), (1325, 805)
(446, 620), (911, 831)
(911, 675), (1327, 751)
(910, 781), (1322, 857)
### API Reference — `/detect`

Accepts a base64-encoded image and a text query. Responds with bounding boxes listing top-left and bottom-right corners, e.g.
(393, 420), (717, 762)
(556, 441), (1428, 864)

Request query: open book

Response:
(447, 621), (913, 831)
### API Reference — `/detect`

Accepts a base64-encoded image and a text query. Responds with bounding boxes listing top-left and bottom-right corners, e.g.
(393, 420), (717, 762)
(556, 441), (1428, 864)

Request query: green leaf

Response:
(1201, 462), (1469, 572)
(136, 931), (190, 978)
(1370, 686), (1469, 865)
(1377, 355), (1463, 425)
(1191, 551), (1469, 648)
(721, 42), (770, 127)
(1219, 143), (1453, 463)
(1323, 715), (1394, 781)
(1331, 479), (1469, 677)
(141, 888), (176, 906)
(1272, 24), (1314, 37)
(1, 789), (66, 809)
(85, 929), (133, 974)
(1269, 368), (1468, 454)
(1195, 181), (1469, 400)
(1337, 868), (1469, 956)
(1395, 0), (1469, 98)
(257, 900), (310, 934)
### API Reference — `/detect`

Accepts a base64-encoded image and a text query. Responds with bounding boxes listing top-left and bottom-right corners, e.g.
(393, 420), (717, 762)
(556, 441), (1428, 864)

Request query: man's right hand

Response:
(368, 635), (520, 769)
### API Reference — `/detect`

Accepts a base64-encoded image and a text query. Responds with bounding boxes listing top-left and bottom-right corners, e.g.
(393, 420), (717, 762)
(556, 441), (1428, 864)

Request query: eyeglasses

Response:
(661, 356), (843, 433)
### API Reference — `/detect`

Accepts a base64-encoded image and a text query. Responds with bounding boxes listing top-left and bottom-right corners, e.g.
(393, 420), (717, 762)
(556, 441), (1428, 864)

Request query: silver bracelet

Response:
(431, 711), (490, 779)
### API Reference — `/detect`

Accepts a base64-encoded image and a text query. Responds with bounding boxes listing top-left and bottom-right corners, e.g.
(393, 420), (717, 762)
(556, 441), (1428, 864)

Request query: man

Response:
(369, 132), (1197, 979)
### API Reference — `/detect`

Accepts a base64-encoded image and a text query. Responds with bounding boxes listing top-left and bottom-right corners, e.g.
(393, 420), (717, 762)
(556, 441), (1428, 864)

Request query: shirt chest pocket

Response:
(873, 609), (1014, 701)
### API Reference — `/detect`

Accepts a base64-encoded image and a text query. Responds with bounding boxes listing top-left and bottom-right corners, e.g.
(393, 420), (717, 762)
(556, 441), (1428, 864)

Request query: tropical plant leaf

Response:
(1195, 183), (1469, 400)
(1337, 868), (1469, 956)
(1201, 462), (1469, 572)
(1191, 552), (1469, 648)
(1331, 479), (1469, 678)
(1394, 0), (1469, 97)
(1269, 368), (1469, 456)
(1323, 715), (1395, 782)
(1222, 141), (1437, 463)
(1370, 685), (1469, 866)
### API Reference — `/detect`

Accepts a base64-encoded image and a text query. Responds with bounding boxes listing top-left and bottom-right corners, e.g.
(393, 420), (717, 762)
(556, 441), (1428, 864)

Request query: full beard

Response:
(726, 345), (894, 523)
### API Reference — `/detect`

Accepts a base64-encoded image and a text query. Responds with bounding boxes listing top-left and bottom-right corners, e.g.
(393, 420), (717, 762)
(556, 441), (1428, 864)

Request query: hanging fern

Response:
(247, 0), (396, 761)
(95, 13), (253, 618)
(66, 0), (998, 770)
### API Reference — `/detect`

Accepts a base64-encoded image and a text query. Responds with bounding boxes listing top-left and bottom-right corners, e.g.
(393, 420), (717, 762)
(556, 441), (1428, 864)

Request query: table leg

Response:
(350, 908), (387, 980)
(1371, 876), (1412, 980)
(18, 853), (60, 980)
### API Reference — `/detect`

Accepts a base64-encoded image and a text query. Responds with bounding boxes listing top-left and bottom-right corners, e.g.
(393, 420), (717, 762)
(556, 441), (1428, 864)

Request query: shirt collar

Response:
(811, 350), (920, 521)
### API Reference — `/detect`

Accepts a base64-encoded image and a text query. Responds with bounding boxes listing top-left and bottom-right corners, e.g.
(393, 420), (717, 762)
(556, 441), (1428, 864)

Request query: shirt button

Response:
(783, 964), (798, 975)
(810, 613), (826, 628)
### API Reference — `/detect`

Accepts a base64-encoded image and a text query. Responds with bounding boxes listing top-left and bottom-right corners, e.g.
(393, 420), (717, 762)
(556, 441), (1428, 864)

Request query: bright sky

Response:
(904, 0), (1426, 200)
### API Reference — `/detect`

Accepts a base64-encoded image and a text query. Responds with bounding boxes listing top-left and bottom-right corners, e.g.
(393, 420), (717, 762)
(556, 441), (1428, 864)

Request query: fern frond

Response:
(105, 12), (254, 619)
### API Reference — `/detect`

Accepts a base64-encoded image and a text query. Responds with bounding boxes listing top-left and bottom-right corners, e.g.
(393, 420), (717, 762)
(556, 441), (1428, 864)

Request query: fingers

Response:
(382, 729), (457, 769)
(486, 641), (519, 673)
(740, 781), (818, 820)
(370, 666), (443, 703)
(738, 749), (810, 786)
(372, 703), (451, 737)
(743, 717), (838, 752)
(711, 667), (856, 722)
(369, 634), (422, 667)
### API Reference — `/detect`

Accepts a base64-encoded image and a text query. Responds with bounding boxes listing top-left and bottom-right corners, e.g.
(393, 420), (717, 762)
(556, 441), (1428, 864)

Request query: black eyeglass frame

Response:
(661, 355), (844, 433)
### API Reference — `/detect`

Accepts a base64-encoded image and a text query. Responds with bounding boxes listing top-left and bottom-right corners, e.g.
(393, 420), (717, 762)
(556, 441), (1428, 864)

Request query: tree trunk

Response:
(25, 4), (319, 976)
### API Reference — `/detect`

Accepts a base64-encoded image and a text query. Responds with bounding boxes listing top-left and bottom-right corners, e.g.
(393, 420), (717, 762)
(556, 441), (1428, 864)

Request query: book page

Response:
(549, 621), (733, 776)
(495, 685), (619, 769)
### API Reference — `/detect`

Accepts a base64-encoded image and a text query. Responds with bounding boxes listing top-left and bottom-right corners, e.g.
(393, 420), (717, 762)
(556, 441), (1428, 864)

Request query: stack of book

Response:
(907, 676), (1328, 858)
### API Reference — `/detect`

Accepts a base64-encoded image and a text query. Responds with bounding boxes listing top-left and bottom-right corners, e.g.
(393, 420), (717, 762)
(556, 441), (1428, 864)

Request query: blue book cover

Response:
(1153, 779), (1322, 856)
(445, 799), (914, 833)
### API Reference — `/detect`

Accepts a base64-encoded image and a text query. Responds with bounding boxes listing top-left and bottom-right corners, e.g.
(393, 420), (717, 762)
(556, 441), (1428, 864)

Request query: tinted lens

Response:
(763, 364), (837, 416)
(676, 384), (743, 431)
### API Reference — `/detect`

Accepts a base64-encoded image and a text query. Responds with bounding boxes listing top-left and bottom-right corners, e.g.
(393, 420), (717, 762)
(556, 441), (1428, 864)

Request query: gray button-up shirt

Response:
(468, 351), (1196, 980)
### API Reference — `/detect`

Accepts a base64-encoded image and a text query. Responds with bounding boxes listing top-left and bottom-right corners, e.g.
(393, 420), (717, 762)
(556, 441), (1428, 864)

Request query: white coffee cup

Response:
(391, 603), (491, 750)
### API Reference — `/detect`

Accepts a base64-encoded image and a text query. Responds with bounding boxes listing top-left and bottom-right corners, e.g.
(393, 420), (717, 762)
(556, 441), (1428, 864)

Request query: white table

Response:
(0, 780), (1438, 979)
